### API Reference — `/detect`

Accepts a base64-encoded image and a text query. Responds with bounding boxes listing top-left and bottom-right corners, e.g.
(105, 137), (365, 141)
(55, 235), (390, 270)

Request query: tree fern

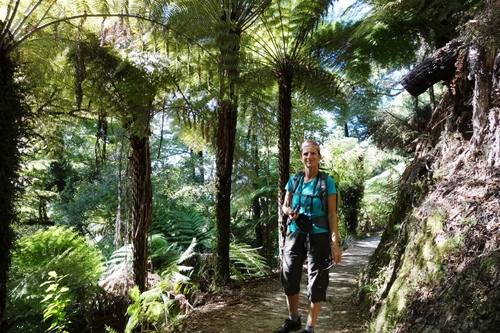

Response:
(229, 242), (270, 280)
(151, 203), (214, 252)
(123, 238), (199, 332)
(100, 244), (134, 294)
(125, 285), (175, 333)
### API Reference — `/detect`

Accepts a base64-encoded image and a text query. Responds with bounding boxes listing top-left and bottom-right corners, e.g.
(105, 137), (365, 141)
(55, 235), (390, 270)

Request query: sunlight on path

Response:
(303, 233), (382, 333)
(180, 233), (381, 333)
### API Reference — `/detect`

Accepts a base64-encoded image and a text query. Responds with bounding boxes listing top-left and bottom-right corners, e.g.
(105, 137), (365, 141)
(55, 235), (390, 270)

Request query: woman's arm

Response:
(327, 193), (342, 265)
(282, 191), (297, 218)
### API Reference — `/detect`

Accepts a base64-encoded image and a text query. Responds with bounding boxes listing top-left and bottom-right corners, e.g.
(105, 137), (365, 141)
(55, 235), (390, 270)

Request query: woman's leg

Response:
(305, 233), (331, 329)
(286, 293), (300, 315)
(306, 301), (322, 327)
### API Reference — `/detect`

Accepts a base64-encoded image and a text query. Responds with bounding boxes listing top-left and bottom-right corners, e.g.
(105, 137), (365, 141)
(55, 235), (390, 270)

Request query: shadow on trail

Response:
(179, 233), (381, 333)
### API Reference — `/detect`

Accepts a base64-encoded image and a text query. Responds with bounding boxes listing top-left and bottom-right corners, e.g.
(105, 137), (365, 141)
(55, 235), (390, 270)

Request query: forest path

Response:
(178, 233), (381, 333)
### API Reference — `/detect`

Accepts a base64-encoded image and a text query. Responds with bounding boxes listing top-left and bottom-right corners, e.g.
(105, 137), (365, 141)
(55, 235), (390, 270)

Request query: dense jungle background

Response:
(0, 0), (498, 332)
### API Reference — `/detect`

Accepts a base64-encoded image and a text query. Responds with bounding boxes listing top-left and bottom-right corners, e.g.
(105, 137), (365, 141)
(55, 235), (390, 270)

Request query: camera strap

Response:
(291, 174), (320, 216)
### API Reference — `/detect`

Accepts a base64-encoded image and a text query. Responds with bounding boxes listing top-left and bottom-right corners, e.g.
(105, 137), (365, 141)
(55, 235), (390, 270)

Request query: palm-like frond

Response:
(229, 242), (269, 280)
(151, 203), (214, 251)
(348, 0), (483, 67)
(247, 0), (334, 65)
(0, 0), (116, 54)
(99, 244), (134, 292)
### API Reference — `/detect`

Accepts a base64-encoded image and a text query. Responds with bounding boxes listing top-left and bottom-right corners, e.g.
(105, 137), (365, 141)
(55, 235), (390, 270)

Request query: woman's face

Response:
(300, 146), (321, 168)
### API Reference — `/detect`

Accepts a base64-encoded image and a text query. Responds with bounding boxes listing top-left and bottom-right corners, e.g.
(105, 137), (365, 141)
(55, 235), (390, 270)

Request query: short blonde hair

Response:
(300, 139), (321, 155)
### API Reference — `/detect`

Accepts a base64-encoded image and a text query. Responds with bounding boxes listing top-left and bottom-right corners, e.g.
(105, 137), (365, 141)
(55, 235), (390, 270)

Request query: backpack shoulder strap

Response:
(290, 171), (305, 193)
(317, 171), (329, 215)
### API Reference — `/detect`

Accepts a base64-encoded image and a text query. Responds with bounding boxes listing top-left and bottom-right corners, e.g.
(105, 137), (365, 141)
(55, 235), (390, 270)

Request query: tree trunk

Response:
(95, 110), (108, 175)
(214, 6), (243, 284)
(0, 54), (26, 329)
(197, 150), (205, 184)
(401, 39), (463, 96)
(470, 47), (496, 152)
(215, 99), (237, 285)
(486, 50), (500, 167)
(252, 133), (263, 248)
(115, 137), (125, 250)
(129, 132), (152, 292)
(277, 64), (293, 261)
(344, 123), (349, 137)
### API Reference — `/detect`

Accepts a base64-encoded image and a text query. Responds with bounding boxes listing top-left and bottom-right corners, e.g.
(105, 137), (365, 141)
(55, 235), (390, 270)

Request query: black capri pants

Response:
(280, 230), (331, 303)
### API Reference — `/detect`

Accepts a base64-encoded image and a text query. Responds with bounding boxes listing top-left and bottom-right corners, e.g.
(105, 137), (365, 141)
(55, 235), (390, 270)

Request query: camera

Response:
(295, 214), (312, 232)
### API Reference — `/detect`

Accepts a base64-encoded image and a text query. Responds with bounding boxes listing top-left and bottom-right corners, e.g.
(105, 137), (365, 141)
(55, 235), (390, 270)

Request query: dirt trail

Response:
(178, 233), (381, 333)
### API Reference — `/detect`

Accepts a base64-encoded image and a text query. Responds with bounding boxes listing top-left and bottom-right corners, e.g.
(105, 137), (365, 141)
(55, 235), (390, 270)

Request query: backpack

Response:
(290, 170), (340, 217)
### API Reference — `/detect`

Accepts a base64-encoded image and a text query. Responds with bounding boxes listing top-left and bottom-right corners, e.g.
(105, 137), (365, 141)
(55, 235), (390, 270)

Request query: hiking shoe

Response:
(273, 317), (302, 333)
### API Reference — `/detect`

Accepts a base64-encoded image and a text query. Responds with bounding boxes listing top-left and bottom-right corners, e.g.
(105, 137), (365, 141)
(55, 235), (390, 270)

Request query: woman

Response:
(274, 139), (342, 333)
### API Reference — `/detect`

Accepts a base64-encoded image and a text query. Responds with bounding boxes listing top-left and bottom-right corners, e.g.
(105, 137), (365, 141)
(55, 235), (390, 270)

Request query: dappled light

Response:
(0, 0), (498, 332)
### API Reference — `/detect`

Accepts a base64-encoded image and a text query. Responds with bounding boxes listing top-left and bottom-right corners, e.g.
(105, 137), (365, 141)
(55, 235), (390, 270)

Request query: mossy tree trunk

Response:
(0, 53), (27, 329)
(129, 131), (152, 292)
(276, 61), (293, 260)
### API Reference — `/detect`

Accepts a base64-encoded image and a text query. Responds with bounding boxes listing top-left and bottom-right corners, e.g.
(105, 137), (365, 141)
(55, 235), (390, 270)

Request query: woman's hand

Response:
(331, 242), (342, 265)
(285, 207), (298, 220)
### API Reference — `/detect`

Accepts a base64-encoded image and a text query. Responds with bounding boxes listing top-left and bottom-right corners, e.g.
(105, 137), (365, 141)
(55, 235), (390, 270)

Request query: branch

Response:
(11, 0), (47, 40)
(0, 0), (21, 50)
(7, 12), (213, 58)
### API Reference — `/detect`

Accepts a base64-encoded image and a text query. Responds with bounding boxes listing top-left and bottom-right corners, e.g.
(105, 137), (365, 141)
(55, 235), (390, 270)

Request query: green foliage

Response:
(361, 168), (400, 230)
(359, 144), (407, 231)
(324, 135), (366, 235)
(7, 226), (104, 332)
(123, 239), (198, 333)
(151, 202), (214, 255)
(229, 242), (270, 281)
(125, 285), (176, 333)
(123, 238), (269, 332)
(0, 51), (30, 327)
(349, 0), (484, 68)
(105, 326), (119, 333)
(341, 179), (365, 235)
(40, 272), (71, 333)
(52, 163), (119, 232)
(99, 244), (134, 295)
(324, 132), (406, 235)
(367, 92), (437, 155)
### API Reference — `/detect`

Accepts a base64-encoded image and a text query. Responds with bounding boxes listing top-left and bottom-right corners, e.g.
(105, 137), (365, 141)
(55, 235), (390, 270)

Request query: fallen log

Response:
(401, 39), (463, 96)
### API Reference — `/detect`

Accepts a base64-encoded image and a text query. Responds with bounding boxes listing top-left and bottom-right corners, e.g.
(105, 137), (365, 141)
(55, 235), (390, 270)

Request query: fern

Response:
(105, 326), (119, 333)
(229, 242), (269, 281)
(7, 226), (103, 332)
(125, 284), (177, 333)
(99, 244), (134, 293)
(123, 239), (199, 333)
(40, 271), (72, 333)
(151, 204), (214, 251)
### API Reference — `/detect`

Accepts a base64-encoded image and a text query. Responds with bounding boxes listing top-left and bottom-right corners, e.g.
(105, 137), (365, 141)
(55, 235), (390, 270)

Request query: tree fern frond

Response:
(295, 62), (345, 109)
(100, 244), (134, 290)
(229, 242), (269, 280)
(151, 204), (214, 251)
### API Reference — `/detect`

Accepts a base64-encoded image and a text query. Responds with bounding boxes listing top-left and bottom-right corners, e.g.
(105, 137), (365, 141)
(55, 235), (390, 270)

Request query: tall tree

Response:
(0, 36), (27, 330)
(247, 0), (342, 253)
(0, 0), (78, 325)
(0, 0), (165, 304)
(168, 0), (271, 285)
(71, 36), (174, 291)
(116, 62), (156, 293)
